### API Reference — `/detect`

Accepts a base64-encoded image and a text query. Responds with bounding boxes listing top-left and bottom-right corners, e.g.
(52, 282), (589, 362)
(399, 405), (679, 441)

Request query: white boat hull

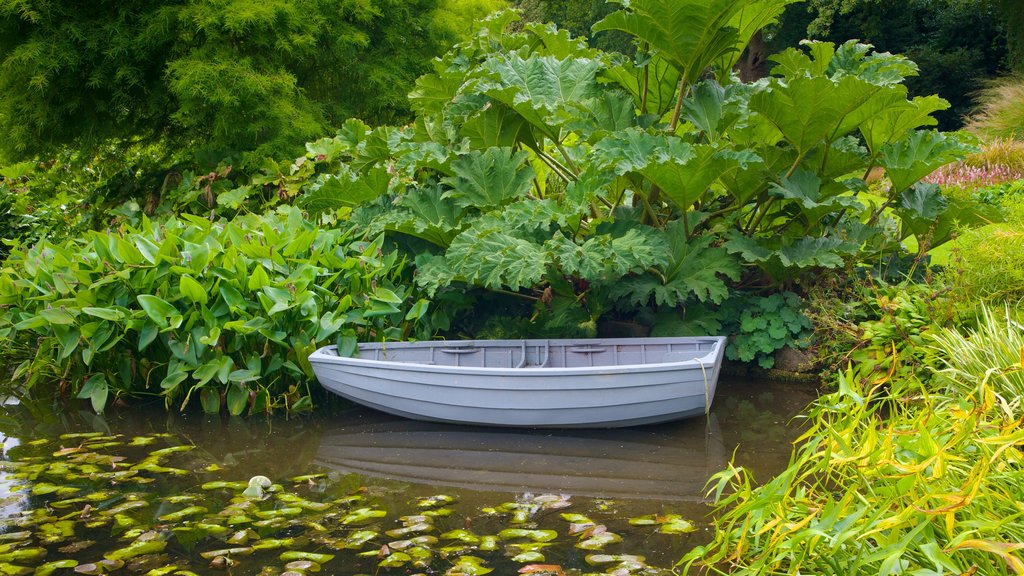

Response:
(308, 337), (726, 428)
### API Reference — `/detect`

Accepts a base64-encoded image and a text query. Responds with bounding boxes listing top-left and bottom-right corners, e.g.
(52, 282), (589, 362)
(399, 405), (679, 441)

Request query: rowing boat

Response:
(307, 336), (726, 428)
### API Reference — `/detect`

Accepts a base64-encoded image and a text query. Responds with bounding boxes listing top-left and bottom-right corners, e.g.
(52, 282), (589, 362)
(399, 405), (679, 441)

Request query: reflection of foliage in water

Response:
(0, 430), (699, 575)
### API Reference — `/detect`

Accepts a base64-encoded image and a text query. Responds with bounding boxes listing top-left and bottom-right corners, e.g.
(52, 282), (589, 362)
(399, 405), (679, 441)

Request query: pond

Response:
(0, 377), (816, 576)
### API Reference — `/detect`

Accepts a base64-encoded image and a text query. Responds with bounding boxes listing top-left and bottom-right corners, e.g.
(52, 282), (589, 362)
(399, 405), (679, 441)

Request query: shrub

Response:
(0, 207), (430, 414)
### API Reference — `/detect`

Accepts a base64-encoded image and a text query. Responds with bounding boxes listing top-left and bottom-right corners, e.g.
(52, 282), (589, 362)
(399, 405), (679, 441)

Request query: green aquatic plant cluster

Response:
(685, 305), (1024, 574)
(0, 207), (430, 413)
(0, 431), (697, 575)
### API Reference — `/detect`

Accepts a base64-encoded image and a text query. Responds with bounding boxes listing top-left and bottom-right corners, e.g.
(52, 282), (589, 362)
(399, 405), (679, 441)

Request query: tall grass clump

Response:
(967, 76), (1024, 141)
(938, 185), (1024, 311)
(684, 305), (1024, 575)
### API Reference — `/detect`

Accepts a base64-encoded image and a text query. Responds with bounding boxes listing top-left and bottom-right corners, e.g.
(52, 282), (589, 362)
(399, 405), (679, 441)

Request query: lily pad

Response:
(279, 552), (334, 564)
(416, 494), (455, 508)
(512, 551), (546, 563)
(628, 513), (695, 534)
(34, 559), (78, 576)
(446, 555), (493, 576)
(498, 529), (558, 543)
(340, 508), (386, 525)
(576, 531), (622, 551)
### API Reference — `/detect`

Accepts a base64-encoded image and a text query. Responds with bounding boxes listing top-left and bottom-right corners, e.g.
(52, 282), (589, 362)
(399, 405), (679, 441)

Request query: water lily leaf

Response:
(0, 549), (45, 563)
(31, 483), (78, 497)
(99, 500), (149, 516)
(585, 554), (646, 565)
(254, 507), (302, 519)
(378, 551), (411, 568)
(628, 514), (695, 534)
(479, 536), (499, 551)
(576, 531), (622, 550)
(201, 481), (247, 491)
(198, 548), (254, 560)
(416, 494), (455, 509)
(34, 559), (77, 576)
(104, 538), (167, 561)
(279, 552), (334, 564)
(0, 534), (28, 544)
(498, 529), (558, 543)
(251, 538), (293, 551)
(284, 560), (321, 572)
(158, 506), (208, 522)
(343, 531), (378, 549)
(385, 522), (433, 538)
(0, 564), (31, 576)
(446, 555), (493, 576)
(344, 504), (391, 522)
(441, 530), (480, 544)
(148, 445), (194, 458)
(512, 551), (545, 563)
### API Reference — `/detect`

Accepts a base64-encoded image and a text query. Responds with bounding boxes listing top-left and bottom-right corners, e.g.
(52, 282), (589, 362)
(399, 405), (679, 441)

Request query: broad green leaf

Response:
(179, 275), (208, 305)
(82, 307), (125, 321)
(300, 165), (391, 215)
(478, 53), (603, 138)
(642, 146), (760, 210)
(430, 227), (548, 292)
(601, 53), (682, 117)
(593, 0), (748, 86)
(768, 168), (862, 224)
(878, 130), (977, 193)
(137, 295), (181, 329)
(374, 184), (464, 247)
(613, 228), (740, 307)
(860, 94), (949, 154)
(77, 374), (108, 414)
(459, 103), (532, 150)
(546, 228), (667, 282)
(749, 75), (907, 159)
(226, 383), (248, 416)
(442, 147), (535, 210)
(563, 90), (638, 138)
(408, 72), (463, 116)
(199, 389), (220, 414)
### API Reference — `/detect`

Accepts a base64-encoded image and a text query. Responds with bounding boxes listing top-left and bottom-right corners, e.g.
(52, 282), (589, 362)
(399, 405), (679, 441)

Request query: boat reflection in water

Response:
(315, 413), (726, 501)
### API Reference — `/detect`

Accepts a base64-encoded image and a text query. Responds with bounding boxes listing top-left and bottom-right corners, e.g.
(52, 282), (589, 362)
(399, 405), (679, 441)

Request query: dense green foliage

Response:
(293, 4), (980, 345)
(0, 208), (429, 413)
(0, 0), (502, 161)
(685, 305), (1024, 574)
(0, 0), (991, 410)
(773, 0), (1011, 129)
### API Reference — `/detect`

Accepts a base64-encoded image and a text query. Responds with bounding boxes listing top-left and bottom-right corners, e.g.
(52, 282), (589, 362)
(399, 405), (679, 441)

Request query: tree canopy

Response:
(0, 0), (503, 162)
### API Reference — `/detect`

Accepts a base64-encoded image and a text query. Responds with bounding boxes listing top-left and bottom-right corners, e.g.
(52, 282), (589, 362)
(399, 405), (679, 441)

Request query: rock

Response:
(773, 345), (817, 373)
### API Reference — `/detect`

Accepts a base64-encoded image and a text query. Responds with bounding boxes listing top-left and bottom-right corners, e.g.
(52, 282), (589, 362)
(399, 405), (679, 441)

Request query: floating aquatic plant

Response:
(0, 429), (691, 575)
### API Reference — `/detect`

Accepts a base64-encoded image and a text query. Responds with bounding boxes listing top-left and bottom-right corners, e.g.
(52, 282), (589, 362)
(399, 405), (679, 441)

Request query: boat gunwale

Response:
(309, 336), (725, 377)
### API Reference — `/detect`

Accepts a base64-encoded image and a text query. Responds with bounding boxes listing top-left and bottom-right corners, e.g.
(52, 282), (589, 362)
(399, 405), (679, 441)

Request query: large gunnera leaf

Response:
(435, 227), (548, 292)
(299, 166), (390, 216)
(613, 223), (740, 307)
(878, 130), (977, 193)
(477, 53), (603, 139)
(593, 0), (748, 86)
(442, 147), (535, 211)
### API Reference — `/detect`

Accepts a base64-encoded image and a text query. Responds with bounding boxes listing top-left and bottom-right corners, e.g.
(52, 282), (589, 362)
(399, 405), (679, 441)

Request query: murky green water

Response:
(0, 378), (815, 575)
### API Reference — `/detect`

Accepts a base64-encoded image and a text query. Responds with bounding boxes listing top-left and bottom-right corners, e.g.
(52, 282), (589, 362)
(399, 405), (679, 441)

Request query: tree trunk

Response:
(737, 30), (768, 82)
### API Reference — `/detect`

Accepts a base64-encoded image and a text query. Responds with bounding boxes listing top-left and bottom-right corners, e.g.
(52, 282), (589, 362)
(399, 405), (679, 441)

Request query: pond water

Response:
(0, 377), (816, 576)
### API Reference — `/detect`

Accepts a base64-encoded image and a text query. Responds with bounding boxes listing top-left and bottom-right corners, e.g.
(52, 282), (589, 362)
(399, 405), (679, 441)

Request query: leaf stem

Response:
(669, 78), (687, 132)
